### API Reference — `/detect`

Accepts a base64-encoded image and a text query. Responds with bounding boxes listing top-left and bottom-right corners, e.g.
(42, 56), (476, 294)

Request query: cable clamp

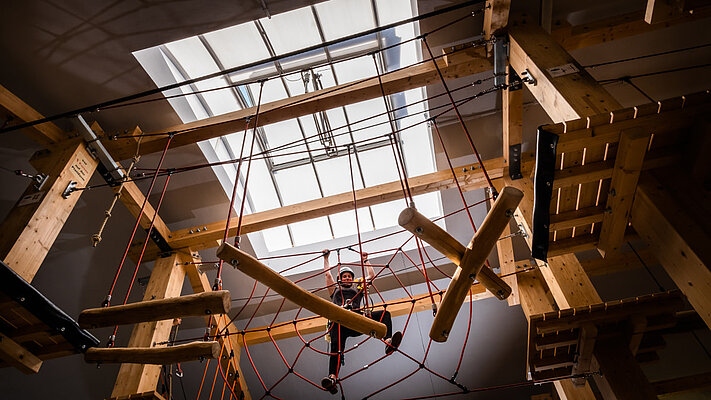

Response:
(62, 181), (78, 199)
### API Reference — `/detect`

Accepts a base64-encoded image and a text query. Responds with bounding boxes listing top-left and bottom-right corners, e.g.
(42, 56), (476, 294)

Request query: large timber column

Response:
(111, 252), (187, 398)
(0, 141), (98, 281)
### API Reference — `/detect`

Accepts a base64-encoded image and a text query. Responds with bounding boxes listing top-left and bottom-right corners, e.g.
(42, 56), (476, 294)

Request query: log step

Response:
(84, 341), (219, 364)
(78, 291), (230, 329)
(400, 186), (523, 342)
(216, 243), (387, 339)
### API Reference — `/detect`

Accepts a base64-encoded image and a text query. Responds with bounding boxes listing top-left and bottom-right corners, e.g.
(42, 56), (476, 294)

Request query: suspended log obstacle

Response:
(84, 341), (219, 364)
(78, 291), (231, 329)
(399, 186), (523, 341)
(216, 243), (387, 338)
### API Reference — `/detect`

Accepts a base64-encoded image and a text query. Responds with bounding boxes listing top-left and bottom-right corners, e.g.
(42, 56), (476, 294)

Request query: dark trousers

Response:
(328, 309), (392, 376)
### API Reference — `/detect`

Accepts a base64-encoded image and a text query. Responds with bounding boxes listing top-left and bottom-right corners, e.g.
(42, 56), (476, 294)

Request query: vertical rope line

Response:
(431, 118), (476, 229)
(372, 53), (414, 204)
(347, 144), (369, 311)
(388, 134), (411, 205)
(422, 36), (497, 196)
(110, 171), (172, 342)
(105, 135), (173, 305)
(215, 120), (252, 289)
(235, 80), (266, 240)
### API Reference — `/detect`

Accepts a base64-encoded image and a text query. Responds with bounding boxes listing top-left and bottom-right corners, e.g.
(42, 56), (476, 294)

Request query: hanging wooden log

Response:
(428, 186), (522, 342)
(78, 291), (231, 329)
(398, 204), (512, 300)
(216, 243), (387, 338)
(84, 341), (220, 364)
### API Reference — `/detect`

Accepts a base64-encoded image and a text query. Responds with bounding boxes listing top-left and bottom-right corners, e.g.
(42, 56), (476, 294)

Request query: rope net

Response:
(90, 10), (566, 400)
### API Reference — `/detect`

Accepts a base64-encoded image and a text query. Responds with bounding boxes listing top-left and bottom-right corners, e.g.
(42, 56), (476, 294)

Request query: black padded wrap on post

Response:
(532, 127), (559, 262)
(0, 260), (100, 352)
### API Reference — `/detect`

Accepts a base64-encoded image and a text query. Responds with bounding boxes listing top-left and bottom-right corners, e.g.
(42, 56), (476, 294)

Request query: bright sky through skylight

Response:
(135, 0), (442, 262)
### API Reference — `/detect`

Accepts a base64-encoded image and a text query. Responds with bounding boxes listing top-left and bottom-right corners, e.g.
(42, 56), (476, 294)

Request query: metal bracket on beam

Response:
(73, 115), (125, 186)
(508, 143), (523, 180)
(507, 69), (523, 91)
(520, 69), (537, 86)
(62, 181), (78, 199)
(531, 127), (558, 262)
(147, 227), (173, 255)
(493, 35), (508, 89)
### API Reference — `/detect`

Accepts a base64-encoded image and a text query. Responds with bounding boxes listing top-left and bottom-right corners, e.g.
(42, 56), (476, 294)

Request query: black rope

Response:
(0, 0), (484, 135)
(599, 62), (711, 84)
(583, 42), (711, 69)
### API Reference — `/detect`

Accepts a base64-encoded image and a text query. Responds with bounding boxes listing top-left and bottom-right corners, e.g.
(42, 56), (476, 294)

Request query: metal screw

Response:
(505, 209), (513, 217)
(415, 227), (423, 235)
(189, 229), (194, 234)
(231, 259), (239, 266)
(19, 297), (25, 302)
(196, 228), (201, 232)
(203, 226), (207, 230)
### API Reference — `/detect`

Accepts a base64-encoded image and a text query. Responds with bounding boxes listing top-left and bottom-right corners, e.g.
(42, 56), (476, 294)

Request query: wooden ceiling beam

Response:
(0, 83), (67, 148)
(483, 0), (512, 40)
(0, 332), (42, 374)
(105, 46), (492, 161)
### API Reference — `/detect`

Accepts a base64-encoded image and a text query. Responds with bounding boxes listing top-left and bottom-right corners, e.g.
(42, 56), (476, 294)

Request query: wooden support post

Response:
(111, 252), (187, 398)
(78, 291), (230, 329)
(502, 65), (523, 168)
(594, 336), (658, 399)
(483, 0), (512, 40)
(0, 141), (98, 282)
(495, 220), (519, 306)
(397, 205), (512, 300)
(429, 187), (522, 342)
(631, 173), (711, 328)
(571, 324), (597, 386)
(598, 128), (650, 256)
(85, 342), (219, 365)
(645, 0), (685, 24)
(0, 332), (42, 374)
(216, 243), (387, 338)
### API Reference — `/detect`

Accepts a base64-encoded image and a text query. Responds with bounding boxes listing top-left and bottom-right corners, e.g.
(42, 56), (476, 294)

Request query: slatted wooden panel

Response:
(541, 91), (711, 255)
(0, 293), (78, 365)
(527, 291), (685, 380)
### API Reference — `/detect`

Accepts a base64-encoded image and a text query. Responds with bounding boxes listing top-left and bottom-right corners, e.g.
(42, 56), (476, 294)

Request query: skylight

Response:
(134, 0), (442, 265)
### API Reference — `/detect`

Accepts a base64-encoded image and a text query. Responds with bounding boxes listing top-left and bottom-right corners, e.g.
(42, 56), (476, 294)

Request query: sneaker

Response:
(385, 331), (403, 355)
(321, 375), (338, 394)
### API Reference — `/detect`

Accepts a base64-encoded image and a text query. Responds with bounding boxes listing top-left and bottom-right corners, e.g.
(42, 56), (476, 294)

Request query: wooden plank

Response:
(0, 141), (99, 282)
(117, 181), (172, 242)
(105, 46), (492, 160)
(598, 128), (650, 256)
(0, 332), (42, 374)
(86, 342), (219, 364)
(483, 0), (512, 39)
(0, 83), (66, 147)
(549, 206), (603, 231)
(495, 220), (519, 306)
(78, 291), (230, 329)
(217, 243), (387, 338)
(645, 0), (685, 24)
(429, 186), (523, 341)
(397, 205), (512, 300)
(631, 173), (711, 329)
(111, 252), (188, 398)
(508, 25), (621, 123)
(571, 324), (597, 385)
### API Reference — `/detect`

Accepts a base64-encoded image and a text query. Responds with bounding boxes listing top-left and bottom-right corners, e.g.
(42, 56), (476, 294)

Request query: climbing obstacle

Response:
(216, 242), (388, 338)
(84, 341), (220, 364)
(78, 290), (231, 328)
(399, 186), (523, 341)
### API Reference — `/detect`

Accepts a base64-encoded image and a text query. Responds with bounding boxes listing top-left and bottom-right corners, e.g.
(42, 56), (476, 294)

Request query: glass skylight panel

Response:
(343, 98), (391, 143)
(290, 217), (333, 246)
(193, 78), (241, 116)
(329, 208), (374, 237)
(203, 23), (272, 69)
(274, 164), (321, 205)
(332, 55), (377, 84)
(314, 156), (364, 195)
(323, 109), (353, 146)
(164, 37), (218, 77)
(375, 0), (415, 25)
(260, 226), (292, 252)
(259, 8), (322, 55)
(370, 199), (404, 229)
(247, 78), (287, 105)
(314, 0), (376, 41)
(357, 147), (400, 186)
(296, 116), (326, 158)
(262, 119), (309, 165)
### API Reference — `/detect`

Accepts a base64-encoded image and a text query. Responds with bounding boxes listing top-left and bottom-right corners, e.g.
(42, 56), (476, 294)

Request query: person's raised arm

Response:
(323, 249), (335, 297)
(362, 252), (375, 282)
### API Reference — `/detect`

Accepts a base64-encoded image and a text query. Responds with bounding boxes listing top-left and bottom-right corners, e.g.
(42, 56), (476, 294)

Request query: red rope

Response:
(422, 36), (497, 197)
(104, 135), (173, 306)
